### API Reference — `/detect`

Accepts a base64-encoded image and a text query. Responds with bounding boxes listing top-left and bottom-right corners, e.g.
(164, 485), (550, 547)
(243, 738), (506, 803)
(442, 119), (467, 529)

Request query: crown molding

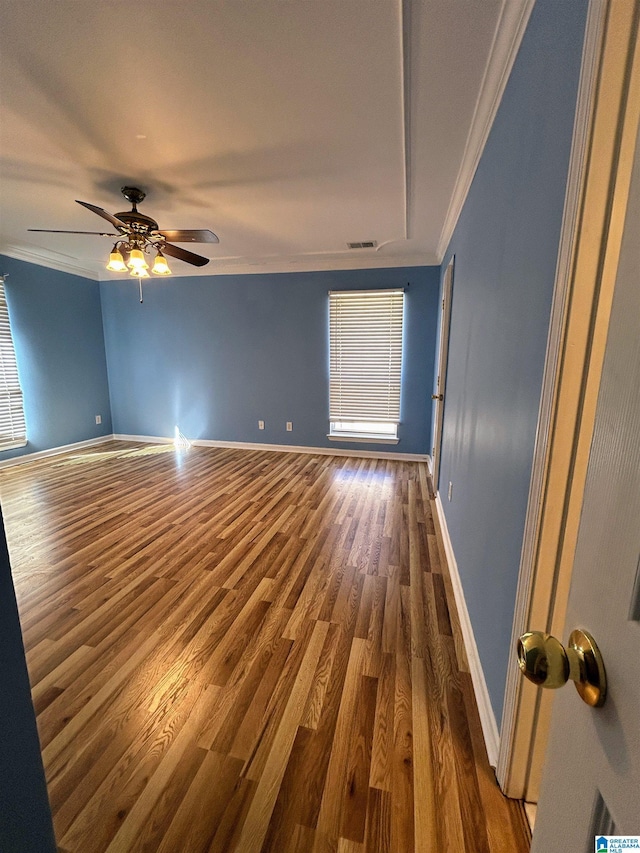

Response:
(96, 251), (439, 280)
(2, 243), (437, 281)
(192, 252), (439, 276)
(435, 0), (534, 262)
(0, 245), (99, 280)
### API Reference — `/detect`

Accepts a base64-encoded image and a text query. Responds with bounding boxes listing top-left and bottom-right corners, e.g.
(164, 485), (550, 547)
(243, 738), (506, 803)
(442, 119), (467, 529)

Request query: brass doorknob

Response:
(517, 629), (606, 707)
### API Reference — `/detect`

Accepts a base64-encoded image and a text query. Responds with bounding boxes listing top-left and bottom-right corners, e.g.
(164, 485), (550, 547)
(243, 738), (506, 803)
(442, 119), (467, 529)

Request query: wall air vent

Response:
(347, 240), (377, 249)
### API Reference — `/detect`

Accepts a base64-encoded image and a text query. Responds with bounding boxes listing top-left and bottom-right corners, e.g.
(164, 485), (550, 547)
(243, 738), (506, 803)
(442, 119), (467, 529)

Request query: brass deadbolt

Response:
(517, 629), (606, 707)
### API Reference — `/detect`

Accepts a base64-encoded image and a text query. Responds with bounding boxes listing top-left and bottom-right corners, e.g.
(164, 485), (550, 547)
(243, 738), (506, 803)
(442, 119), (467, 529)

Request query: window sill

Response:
(327, 433), (399, 445)
(0, 439), (27, 452)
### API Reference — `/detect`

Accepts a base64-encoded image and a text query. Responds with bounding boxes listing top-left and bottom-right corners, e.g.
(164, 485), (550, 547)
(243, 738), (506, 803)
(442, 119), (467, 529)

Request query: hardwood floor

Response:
(0, 441), (530, 853)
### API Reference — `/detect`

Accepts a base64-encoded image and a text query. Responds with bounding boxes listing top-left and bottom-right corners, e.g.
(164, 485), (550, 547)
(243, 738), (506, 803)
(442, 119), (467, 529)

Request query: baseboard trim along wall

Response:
(113, 434), (431, 463)
(433, 490), (501, 767)
(0, 433), (430, 469)
(0, 435), (113, 470)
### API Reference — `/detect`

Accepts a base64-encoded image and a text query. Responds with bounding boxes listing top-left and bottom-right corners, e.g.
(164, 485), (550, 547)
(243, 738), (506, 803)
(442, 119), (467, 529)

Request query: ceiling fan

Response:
(29, 186), (219, 287)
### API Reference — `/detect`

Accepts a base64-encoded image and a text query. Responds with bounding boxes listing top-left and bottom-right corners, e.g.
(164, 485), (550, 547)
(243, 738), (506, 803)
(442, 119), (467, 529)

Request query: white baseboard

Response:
(0, 433), (430, 469)
(0, 435), (113, 470)
(113, 434), (430, 463)
(433, 491), (500, 767)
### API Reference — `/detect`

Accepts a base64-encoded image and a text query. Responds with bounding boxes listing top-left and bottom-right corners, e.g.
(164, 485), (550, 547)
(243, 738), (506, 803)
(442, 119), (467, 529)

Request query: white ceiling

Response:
(0, 1), (531, 280)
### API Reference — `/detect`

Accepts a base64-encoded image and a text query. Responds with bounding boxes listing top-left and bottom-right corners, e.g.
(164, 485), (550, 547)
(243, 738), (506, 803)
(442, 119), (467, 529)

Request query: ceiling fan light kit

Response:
(28, 186), (220, 300)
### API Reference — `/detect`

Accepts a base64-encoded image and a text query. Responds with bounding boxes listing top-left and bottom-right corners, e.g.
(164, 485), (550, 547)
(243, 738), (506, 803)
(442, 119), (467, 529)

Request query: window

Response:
(329, 288), (404, 443)
(0, 277), (26, 451)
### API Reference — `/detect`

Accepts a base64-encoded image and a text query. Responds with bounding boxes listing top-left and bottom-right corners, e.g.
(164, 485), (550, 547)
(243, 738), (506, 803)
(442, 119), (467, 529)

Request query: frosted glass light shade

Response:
(128, 249), (148, 269)
(106, 250), (127, 272)
(152, 252), (171, 275)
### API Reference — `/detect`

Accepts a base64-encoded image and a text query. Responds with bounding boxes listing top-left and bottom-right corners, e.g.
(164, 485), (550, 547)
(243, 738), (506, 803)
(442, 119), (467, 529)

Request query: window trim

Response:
(327, 420), (399, 444)
(328, 287), (404, 444)
(327, 433), (399, 445)
(0, 277), (27, 452)
(0, 438), (27, 451)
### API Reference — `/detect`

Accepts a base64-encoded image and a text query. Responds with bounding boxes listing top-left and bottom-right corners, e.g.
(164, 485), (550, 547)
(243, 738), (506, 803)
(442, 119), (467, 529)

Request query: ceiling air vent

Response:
(347, 240), (377, 249)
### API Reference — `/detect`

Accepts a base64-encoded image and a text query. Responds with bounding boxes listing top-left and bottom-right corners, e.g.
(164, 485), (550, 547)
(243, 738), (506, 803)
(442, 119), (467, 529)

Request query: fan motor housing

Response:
(114, 210), (159, 232)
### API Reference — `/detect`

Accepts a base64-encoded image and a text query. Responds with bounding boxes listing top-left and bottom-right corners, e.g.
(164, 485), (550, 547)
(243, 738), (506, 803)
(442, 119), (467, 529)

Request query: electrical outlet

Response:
(258, 420), (265, 430)
(95, 414), (102, 425)
(448, 481), (453, 501)
(286, 421), (293, 431)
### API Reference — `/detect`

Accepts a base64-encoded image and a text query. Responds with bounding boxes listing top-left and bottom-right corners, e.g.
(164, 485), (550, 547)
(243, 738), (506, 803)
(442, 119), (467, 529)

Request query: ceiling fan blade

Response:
(156, 229), (219, 244)
(161, 242), (210, 267)
(76, 200), (128, 230)
(28, 229), (119, 236)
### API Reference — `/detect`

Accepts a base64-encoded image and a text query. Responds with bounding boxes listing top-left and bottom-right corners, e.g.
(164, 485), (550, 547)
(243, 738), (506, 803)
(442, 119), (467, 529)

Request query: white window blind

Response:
(0, 279), (27, 450)
(329, 288), (404, 425)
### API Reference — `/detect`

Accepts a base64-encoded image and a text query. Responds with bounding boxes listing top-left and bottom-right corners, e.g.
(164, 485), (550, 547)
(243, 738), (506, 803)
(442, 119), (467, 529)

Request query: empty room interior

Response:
(1, 1), (638, 851)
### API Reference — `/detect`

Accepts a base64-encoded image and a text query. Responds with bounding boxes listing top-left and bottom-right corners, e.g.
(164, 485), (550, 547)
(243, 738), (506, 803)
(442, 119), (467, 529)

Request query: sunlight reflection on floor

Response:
(57, 444), (178, 466)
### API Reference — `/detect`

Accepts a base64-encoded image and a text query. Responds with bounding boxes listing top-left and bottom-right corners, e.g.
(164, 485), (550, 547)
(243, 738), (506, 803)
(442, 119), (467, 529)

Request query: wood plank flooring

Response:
(0, 441), (530, 853)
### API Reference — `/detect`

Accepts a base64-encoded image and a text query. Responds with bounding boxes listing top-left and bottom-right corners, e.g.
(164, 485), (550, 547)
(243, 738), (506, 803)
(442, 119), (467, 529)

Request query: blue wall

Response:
(0, 509), (56, 851)
(0, 256), (112, 460)
(438, 0), (587, 725)
(101, 266), (440, 455)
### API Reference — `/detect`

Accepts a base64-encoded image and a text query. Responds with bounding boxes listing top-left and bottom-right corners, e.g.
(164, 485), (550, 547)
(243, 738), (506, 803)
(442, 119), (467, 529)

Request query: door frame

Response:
(431, 256), (454, 490)
(497, 0), (640, 800)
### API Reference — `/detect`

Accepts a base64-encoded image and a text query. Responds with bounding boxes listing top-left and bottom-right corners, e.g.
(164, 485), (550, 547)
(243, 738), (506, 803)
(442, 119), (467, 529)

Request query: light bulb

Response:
(152, 251), (171, 275)
(106, 249), (127, 272)
(129, 266), (149, 278)
(128, 248), (148, 269)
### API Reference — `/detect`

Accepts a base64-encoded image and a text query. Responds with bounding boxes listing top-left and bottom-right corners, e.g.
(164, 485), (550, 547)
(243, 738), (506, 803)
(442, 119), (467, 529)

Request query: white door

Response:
(531, 120), (640, 850)
(431, 256), (453, 489)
